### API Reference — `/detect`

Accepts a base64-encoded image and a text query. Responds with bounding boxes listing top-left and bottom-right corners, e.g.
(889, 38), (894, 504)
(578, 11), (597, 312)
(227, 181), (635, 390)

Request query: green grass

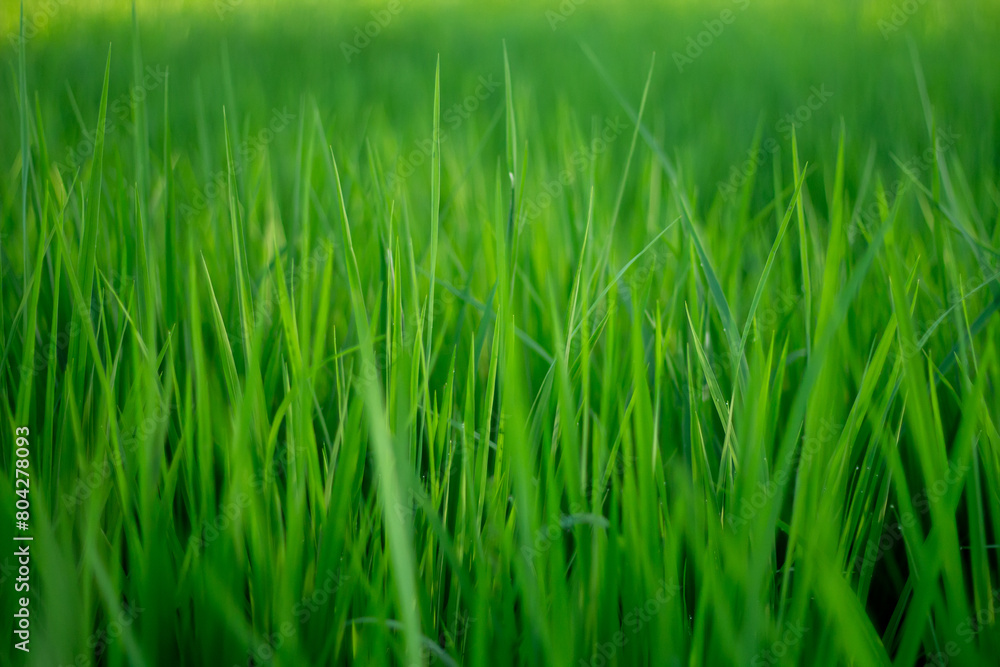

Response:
(2, 0), (1000, 665)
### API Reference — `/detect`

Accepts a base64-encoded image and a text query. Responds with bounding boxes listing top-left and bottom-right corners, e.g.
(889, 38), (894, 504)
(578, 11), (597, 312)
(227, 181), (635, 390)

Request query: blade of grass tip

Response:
(490, 164), (511, 478)
(54, 220), (133, 527)
(886, 253), (969, 657)
(792, 127), (812, 355)
(18, 0), (29, 295)
(521, 217), (680, 433)
(737, 162), (807, 362)
(162, 66), (176, 326)
(80, 46), (111, 305)
(0, 287), (28, 385)
(131, 0), (149, 211)
(685, 304), (730, 439)
(198, 256), (242, 404)
(41, 234), (64, 475)
(565, 185), (595, 366)
(85, 544), (149, 667)
(345, 619), (458, 667)
(895, 362), (987, 654)
(472, 283), (497, 367)
(717, 166), (807, 490)
(847, 141), (878, 244)
(439, 103), (504, 224)
(133, 187), (156, 349)
(908, 38), (995, 289)
(505, 54), (524, 306)
(476, 309), (502, 532)
(501, 311), (555, 663)
(416, 57), (443, 488)
(815, 122), (847, 337)
(71, 45), (112, 392)
(966, 432), (993, 619)
(14, 225), (52, 426)
(935, 285), (1000, 379)
(427, 55), (441, 377)
(220, 42), (243, 187)
(765, 196), (898, 619)
(508, 167), (517, 272)
(596, 52), (655, 282)
(580, 42), (748, 386)
(565, 189), (595, 494)
(730, 170), (809, 412)
(804, 536), (893, 666)
(503, 41), (517, 181)
(907, 38), (935, 143)
(330, 147), (422, 667)
(737, 114), (767, 224)
(297, 100), (316, 350)
(563, 220), (679, 366)
(223, 107), (255, 363)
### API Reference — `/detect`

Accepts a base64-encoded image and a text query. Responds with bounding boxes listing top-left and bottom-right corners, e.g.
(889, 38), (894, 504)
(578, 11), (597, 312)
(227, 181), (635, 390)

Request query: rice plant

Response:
(1, 1), (999, 665)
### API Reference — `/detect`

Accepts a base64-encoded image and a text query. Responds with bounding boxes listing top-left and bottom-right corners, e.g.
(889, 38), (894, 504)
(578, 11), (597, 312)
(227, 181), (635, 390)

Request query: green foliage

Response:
(1, 1), (999, 665)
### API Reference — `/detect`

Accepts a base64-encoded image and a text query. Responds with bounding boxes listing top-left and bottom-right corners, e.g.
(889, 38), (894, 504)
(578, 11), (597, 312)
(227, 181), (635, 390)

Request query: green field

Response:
(2, 0), (1000, 665)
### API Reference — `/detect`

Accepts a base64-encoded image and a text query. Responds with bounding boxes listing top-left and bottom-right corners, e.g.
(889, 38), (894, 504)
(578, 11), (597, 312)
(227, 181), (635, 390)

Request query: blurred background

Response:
(1, 3), (999, 665)
(1, 0), (997, 227)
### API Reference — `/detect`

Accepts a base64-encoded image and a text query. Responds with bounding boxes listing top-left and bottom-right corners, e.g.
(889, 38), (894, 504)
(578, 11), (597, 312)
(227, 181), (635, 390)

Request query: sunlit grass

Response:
(1, 1), (999, 666)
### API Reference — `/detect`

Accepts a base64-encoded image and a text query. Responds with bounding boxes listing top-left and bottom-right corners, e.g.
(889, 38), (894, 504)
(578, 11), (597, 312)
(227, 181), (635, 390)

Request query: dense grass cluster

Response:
(2, 1), (1000, 665)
